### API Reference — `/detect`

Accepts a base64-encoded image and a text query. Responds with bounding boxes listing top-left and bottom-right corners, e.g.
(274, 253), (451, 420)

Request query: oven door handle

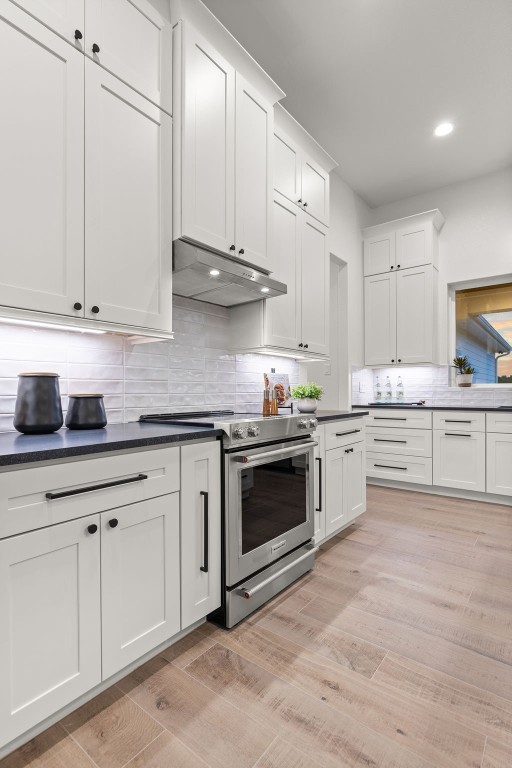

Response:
(233, 441), (318, 464)
(238, 545), (319, 599)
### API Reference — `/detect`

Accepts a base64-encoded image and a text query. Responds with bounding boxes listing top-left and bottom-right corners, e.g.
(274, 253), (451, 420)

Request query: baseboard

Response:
(366, 478), (512, 507)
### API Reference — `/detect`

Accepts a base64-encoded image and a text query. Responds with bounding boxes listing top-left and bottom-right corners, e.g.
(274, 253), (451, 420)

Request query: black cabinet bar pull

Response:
(374, 417), (407, 421)
(373, 438), (407, 443)
(200, 491), (209, 573)
(444, 433), (472, 437)
(315, 457), (322, 512)
(46, 473), (148, 500)
(374, 464), (407, 470)
(444, 420), (472, 423)
(335, 429), (361, 436)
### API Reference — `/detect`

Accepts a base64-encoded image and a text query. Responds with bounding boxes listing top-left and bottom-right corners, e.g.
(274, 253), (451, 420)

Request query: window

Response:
(455, 282), (512, 384)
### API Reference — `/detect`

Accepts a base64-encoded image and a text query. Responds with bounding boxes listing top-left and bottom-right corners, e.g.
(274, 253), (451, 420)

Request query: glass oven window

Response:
(240, 455), (307, 555)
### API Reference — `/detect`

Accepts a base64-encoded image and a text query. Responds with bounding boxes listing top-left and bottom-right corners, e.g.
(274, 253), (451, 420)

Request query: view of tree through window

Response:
(455, 282), (512, 384)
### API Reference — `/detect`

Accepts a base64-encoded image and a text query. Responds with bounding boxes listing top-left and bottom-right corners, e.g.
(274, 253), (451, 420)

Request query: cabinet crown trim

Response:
(362, 209), (445, 237)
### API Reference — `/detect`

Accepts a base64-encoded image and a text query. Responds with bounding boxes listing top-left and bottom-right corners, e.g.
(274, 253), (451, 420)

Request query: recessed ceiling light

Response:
(209, 269), (220, 276)
(261, 287), (270, 293)
(434, 122), (454, 137)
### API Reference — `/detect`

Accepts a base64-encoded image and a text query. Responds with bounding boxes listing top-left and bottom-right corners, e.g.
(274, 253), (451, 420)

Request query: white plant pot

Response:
(296, 397), (318, 413)
(456, 373), (473, 387)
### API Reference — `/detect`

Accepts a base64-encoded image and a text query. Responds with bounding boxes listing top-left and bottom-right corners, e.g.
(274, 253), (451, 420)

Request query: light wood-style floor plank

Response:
(3, 486), (510, 768)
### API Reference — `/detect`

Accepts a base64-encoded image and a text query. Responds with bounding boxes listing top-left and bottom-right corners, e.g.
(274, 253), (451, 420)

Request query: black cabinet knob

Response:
(74, 29), (83, 40)
(229, 244), (236, 251)
(304, 343), (309, 349)
(391, 359), (395, 363)
(298, 343), (303, 348)
(238, 248), (245, 255)
(303, 202), (308, 207)
(397, 264), (400, 269)
(298, 198), (302, 203)
(390, 265), (394, 270)
(398, 359), (402, 362)
(92, 43), (100, 53)
(91, 305), (100, 314)
(87, 523), (98, 534)
(73, 301), (82, 311)
(108, 518), (119, 528)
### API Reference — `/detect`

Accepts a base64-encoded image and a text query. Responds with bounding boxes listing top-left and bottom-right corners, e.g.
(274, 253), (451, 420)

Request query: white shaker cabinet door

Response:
(364, 272), (397, 366)
(395, 220), (432, 270)
(86, 0), (172, 113)
(181, 26), (235, 254)
(343, 441), (366, 524)
(101, 494), (180, 680)
(300, 216), (329, 355)
(234, 73), (273, 271)
(433, 430), (486, 492)
(486, 432), (512, 496)
(264, 193), (301, 351)
(300, 156), (329, 226)
(181, 441), (222, 629)
(0, 515), (101, 748)
(0, 4), (85, 317)
(363, 232), (395, 276)
(324, 447), (345, 537)
(273, 129), (301, 205)
(396, 265), (434, 364)
(8, 0), (84, 45)
(85, 61), (172, 331)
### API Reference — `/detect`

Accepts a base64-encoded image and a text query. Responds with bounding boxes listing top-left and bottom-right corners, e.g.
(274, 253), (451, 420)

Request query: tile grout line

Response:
(480, 735), (488, 768)
(250, 735), (279, 768)
(117, 730), (163, 768)
(60, 727), (102, 768)
(370, 649), (389, 680)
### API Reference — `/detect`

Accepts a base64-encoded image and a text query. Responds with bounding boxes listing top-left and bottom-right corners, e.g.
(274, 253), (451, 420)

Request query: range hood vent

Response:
(172, 239), (287, 307)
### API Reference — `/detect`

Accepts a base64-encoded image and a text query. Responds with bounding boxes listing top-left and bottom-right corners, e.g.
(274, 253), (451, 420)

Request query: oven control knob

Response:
(307, 418), (318, 429)
(232, 426), (247, 439)
(298, 419), (309, 429)
(247, 424), (260, 437)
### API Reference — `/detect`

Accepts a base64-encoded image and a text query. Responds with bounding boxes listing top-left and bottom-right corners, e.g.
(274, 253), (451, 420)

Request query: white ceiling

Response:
(201, 0), (512, 208)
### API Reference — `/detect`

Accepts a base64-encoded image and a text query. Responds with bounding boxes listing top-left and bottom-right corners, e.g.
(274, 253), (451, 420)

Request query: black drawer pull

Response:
(200, 491), (209, 573)
(444, 420), (472, 423)
(444, 433), (471, 437)
(315, 457), (322, 512)
(373, 417), (407, 421)
(373, 438), (407, 443)
(335, 429), (361, 437)
(374, 463), (407, 471)
(46, 473), (148, 500)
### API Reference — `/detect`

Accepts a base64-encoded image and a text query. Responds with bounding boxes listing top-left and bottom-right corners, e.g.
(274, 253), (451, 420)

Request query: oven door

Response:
(225, 438), (316, 587)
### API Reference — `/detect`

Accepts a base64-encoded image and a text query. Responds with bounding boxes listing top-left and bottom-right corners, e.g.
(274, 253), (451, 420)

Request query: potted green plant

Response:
(452, 356), (476, 387)
(290, 383), (324, 413)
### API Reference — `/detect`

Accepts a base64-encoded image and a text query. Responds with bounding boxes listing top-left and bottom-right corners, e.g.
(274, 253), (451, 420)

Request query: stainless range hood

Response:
(172, 239), (287, 307)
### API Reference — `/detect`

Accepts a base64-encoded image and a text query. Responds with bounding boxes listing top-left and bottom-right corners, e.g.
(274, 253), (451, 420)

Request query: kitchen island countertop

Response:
(0, 422), (223, 468)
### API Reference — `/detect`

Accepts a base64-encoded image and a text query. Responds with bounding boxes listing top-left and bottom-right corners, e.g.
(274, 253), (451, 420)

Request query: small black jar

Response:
(14, 372), (64, 434)
(65, 394), (107, 429)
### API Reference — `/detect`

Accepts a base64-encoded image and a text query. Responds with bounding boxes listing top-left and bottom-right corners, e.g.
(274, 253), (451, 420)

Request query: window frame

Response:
(448, 274), (512, 389)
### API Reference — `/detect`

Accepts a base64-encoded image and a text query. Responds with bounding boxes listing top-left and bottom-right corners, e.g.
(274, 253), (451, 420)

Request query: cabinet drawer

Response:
(367, 452), (432, 485)
(0, 447), (180, 538)
(366, 409), (432, 429)
(324, 420), (365, 450)
(432, 411), (485, 432)
(366, 427), (432, 457)
(486, 411), (512, 434)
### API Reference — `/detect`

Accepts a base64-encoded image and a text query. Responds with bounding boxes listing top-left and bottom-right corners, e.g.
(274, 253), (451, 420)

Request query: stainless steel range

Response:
(140, 410), (318, 627)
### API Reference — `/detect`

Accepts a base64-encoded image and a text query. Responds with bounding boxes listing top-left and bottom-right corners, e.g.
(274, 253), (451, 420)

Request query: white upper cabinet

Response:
(9, 0), (84, 45)
(365, 265), (436, 366)
(364, 272), (397, 366)
(300, 216), (329, 355)
(86, 0), (172, 113)
(273, 127), (330, 227)
(0, 4), (85, 318)
(363, 210), (444, 277)
(176, 22), (275, 271)
(235, 73), (273, 271)
(85, 61), (173, 330)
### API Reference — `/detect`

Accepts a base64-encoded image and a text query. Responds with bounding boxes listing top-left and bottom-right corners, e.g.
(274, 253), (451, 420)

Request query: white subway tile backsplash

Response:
(0, 300), (300, 432)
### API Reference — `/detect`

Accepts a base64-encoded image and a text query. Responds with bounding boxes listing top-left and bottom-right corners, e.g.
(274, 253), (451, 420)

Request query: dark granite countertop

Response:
(352, 404), (512, 412)
(0, 423), (223, 468)
(316, 410), (368, 422)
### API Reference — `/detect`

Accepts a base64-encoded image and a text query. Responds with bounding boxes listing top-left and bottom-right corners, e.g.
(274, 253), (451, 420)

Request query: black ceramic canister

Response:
(65, 394), (107, 429)
(13, 372), (63, 434)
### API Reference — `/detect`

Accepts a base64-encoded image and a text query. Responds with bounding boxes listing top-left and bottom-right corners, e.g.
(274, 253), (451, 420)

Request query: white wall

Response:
(305, 174), (371, 409)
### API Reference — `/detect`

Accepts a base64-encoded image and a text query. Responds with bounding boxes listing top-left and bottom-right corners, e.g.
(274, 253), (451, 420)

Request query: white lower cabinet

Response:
(180, 441), (222, 628)
(367, 453), (433, 485)
(0, 515), (101, 747)
(433, 430), (486, 492)
(325, 441), (366, 537)
(101, 494), (180, 679)
(486, 432), (512, 496)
